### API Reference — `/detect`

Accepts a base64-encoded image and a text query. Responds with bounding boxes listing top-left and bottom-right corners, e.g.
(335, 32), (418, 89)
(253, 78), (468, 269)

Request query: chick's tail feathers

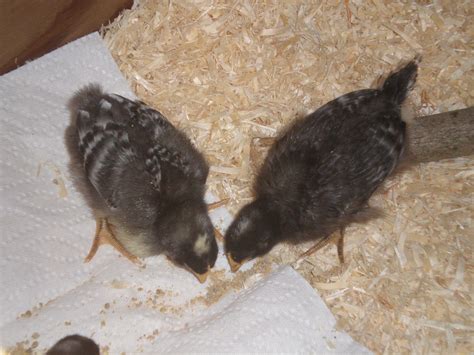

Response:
(68, 84), (104, 114)
(381, 56), (420, 105)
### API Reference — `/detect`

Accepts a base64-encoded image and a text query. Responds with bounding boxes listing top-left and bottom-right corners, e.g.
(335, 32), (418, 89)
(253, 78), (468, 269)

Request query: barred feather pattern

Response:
(76, 104), (137, 208)
(70, 85), (203, 209)
(67, 85), (218, 273)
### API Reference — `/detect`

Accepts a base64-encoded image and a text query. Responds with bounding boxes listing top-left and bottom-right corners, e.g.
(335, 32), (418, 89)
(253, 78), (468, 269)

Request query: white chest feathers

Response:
(193, 234), (211, 256)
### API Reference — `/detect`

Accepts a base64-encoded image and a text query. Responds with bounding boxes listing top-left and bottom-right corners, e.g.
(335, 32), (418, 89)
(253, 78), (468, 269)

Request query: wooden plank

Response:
(0, 0), (132, 75)
(408, 107), (474, 163)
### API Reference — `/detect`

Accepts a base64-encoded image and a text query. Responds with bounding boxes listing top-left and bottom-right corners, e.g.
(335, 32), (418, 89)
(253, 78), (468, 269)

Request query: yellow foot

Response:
(84, 218), (143, 266)
(298, 228), (345, 264)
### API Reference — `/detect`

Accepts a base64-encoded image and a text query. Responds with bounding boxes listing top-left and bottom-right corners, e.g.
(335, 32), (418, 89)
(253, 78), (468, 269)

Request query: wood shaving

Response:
(128, 288), (185, 316)
(110, 279), (128, 289)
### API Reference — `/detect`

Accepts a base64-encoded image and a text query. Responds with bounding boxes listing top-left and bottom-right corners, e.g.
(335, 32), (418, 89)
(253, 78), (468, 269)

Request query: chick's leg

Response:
(298, 237), (330, 260)
(298, 228), (345, 264)
(336, 228), (345, 264)
(84, 218), (142, 265)
(83, 219), (103, 263)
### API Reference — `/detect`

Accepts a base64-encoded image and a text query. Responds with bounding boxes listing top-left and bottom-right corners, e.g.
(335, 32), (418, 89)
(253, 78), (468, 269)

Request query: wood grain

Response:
(408, 107), (474, 163)
(0, 0), (132, 75)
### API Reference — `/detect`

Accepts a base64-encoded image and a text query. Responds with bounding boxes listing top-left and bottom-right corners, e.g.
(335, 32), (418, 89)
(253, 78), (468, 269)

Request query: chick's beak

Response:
(226, 253), (244, 273)
(184, 264), (209, 283)
(194, 270), (209, 284)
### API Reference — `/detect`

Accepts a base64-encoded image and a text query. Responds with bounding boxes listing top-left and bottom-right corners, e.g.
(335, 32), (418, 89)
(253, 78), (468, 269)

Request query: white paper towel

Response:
(0, 33), (369, 353)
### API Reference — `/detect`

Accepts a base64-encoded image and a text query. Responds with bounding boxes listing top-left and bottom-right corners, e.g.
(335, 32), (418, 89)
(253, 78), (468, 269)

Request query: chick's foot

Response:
(297, 229), (345, 264)
(84, 218), (142, 266)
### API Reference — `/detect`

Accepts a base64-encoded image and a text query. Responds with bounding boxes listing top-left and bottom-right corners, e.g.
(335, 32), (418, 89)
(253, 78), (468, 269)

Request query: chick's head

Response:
(156, 200), (218, 283)
(224, 199), (280, 272)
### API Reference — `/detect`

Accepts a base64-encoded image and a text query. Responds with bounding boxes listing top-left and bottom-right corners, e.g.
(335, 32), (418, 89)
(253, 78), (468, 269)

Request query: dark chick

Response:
(225, 59), (419, 271)
(66, 85), (217, 282)
(47, 334), (100, 355)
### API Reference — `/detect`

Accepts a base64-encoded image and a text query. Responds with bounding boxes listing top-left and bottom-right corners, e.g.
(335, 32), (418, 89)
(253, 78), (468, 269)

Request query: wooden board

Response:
(0, 0), (132, 75)
(409, 107), (474, 163)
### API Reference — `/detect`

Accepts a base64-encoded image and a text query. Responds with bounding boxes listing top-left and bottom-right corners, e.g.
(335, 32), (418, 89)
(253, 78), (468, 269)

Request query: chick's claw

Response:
(84, 218), (143, 267)
(83, 218), (105, 263)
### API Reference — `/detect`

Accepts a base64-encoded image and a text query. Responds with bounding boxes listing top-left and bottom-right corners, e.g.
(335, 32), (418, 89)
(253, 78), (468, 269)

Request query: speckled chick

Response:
(66, 84), (217, 282)
(225, 59), (419, 270)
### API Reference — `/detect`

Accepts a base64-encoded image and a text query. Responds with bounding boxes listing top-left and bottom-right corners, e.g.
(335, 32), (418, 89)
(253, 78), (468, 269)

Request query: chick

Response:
(47, 334), (100, 355)
(66, 84), (217, 282)
(225, 59), (419, 271)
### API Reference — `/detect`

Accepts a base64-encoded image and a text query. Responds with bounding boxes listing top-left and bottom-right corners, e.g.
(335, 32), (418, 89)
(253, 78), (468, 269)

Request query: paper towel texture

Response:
(0, 33), (369, 353)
